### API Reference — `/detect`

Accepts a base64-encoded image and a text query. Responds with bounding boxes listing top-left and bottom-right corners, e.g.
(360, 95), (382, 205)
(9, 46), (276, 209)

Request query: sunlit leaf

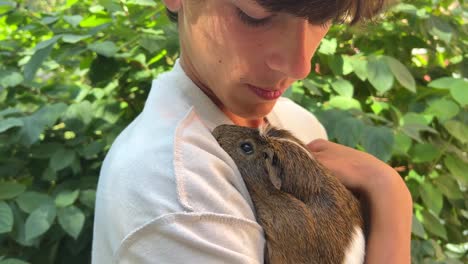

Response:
(328, 96), (362, 110)
(318, 38), (336, 55)
(330, 79), (354, 98)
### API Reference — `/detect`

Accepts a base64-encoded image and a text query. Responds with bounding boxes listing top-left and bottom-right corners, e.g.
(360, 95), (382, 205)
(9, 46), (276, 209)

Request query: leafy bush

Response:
(0, 0), (466, 263)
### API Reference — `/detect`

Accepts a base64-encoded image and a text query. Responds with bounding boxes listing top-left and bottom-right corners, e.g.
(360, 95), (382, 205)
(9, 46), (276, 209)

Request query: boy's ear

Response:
(162, 0), (182, 12)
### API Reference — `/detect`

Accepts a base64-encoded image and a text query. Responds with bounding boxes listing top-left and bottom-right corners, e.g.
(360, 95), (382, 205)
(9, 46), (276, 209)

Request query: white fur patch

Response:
(343, 226), (365, 264)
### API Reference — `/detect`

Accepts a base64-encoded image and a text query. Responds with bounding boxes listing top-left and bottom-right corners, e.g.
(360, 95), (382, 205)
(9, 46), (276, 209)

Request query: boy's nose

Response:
(266, 19), (322, 80)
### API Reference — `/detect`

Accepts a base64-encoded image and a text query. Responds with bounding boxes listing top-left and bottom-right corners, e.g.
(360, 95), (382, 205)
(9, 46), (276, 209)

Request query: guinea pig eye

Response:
(240, 142), (254, 155)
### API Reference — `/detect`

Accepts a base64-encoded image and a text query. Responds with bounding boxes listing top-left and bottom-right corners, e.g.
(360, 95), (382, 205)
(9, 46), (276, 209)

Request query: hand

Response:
(306, 138), (413, 264)
(306, 138), (397, 195)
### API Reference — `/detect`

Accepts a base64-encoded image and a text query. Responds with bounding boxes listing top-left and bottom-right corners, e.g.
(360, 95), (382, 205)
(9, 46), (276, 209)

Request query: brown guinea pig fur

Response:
(212, 124), (365, 264)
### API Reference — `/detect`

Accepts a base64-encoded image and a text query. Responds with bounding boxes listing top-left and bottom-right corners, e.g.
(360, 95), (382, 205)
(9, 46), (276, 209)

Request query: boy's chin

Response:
(233, 102), (276, 120)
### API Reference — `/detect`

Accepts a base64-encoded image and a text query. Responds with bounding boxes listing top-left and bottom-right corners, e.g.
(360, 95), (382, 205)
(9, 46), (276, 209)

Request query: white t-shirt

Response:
(91, 59), (328, 264)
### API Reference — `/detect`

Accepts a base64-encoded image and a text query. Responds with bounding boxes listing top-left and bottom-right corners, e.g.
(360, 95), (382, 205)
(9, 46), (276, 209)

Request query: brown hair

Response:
(166, 0), (390, 25)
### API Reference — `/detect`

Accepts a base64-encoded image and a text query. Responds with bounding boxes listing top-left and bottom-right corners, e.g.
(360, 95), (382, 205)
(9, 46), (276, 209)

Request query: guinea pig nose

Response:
(240, 142), (254, 155)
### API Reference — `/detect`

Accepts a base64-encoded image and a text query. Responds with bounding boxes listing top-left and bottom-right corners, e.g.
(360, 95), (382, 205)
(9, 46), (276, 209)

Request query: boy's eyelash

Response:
(236, 8), (271, 27)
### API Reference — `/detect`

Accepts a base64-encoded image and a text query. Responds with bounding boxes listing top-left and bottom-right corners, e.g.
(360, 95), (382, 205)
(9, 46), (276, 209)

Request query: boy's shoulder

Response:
(270, 97), (328, 143)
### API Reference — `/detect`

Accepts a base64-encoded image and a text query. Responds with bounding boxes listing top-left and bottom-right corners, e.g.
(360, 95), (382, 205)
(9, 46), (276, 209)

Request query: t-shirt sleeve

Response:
(272, 97), (328, 143)
(115, 213), (264, 264)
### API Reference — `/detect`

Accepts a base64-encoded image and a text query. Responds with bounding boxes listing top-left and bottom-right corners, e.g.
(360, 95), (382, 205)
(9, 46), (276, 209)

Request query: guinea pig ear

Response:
(263, 148), (282, 190)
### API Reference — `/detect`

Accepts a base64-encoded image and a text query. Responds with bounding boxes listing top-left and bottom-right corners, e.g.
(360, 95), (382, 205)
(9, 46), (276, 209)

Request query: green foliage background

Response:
(0, 0), (466, 263)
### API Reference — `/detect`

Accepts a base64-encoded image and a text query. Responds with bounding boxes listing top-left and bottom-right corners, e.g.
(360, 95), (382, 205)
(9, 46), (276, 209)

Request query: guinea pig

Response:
(212, 124), (365, 264)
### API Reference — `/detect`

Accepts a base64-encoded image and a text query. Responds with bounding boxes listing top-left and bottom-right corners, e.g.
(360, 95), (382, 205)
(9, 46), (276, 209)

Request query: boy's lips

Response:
(247, 84), (286, 100)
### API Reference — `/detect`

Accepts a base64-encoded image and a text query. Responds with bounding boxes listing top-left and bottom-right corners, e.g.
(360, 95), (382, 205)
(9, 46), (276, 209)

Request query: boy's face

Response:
(174, 0), (330, 123)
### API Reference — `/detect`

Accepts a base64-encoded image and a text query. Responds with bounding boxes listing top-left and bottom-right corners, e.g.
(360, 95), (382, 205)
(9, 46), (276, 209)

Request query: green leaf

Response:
(420, 181), (443, 215)
(50, 148), (76, 171)
(0, 108), (21, 118)
(127, 0), (157, 6)
(80, 141), (105, 159)
(0, 118), (23, 133)
(367, 56), (394, 93)
(15, 192), (53, 213)
(57, 206), (85, 239)
(427, 16), (453, 44)
(328, 96), (361, 110)
(384, 56), (416, 93)
(61, 34), (91, 44)
(331, 79), (354, 98)
(393, 132), (412, 155)
(24, 203), (56, 241)
(63, 100), (93, 125)
(425, 98), (460, 122)
(63, 15), (83, 27)
(443, 121), (468, 144)
(361, 126), (394, 162)
(55, 190), (80, 207)
(79, 190), (96, 209)
(350, 55), (367, 81)
(0, 201), (13, 233)
(318, 38), (337, 55)
(139, 34), (164, 53)
(0, 182), (26, 200)
(434, 176), (463, 200)
(0, 0), (16, 14)
(87, 41), (118, 57)
(79, 15), (112, 27)
(23, 44), (54, 82)
(328, 55), (344, 76)
(421, 210), (447, 240)
(444, 155), (468, 186)
(450, 81), (468, 107)
(0, 70), (24, 87)
(334, 117), (364, 148)
(0, 259), (29, 264)
(428, 77), (462, 89)
(18, 103), (67, 146)
(411, 215), (426, 238)
(34, 36), (60, 51)
(41, 16), (59, 24)
(410, 143), (441, 163)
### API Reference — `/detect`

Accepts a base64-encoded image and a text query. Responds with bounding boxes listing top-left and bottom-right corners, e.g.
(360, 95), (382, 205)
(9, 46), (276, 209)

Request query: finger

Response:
(306, 138), (329, 152)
